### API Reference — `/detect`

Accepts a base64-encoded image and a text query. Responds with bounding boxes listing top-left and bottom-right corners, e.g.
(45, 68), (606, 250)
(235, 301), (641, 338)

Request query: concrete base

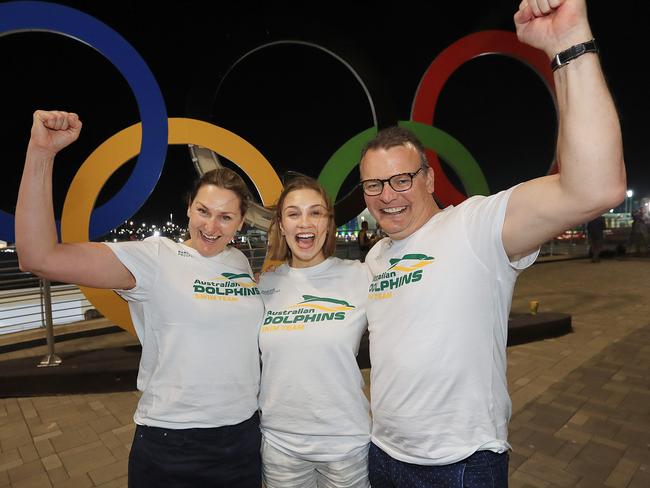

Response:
(0, 313), (571, 397)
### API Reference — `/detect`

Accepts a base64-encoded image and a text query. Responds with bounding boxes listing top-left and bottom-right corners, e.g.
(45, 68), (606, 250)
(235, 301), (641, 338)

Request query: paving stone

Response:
(106, 445), (129, 461)
(517, 452), (578, 486)
(614, 423), (650, 449)
(45, 466), (68, 485)
(510, 470), (552, 487)
(50, 428), (99, 454)
(40, 455), (61, 472)
(604, 457), (639, 487)
(31, 432), (62, 445)
(552, 392), (588, 411)
(51, 473), (93, 488)
(26, 423), (58, 439)
(96, 476), (127, 488)
(87, 459), (127, 485)
(10, 473), (51, 488)
(59, 444), (115, 480)
(622, 390), (650, 415)
(7, 460), (46, 484)
(510, 424), (536, 443)
(527, 405), (575, 432)
(87, 416), (121, 436)
(580, 416), (622, 438)
(0, 450), (22, 473)
(554, 439), (585, 465)
(110, 426), (134, 447)
(32, 440), (54, 459)
(16, 445), (38, 464)
(567, 440), (625, 483)
(627, 464), (650, 488)
(509, 450), (528, 471)
(525, 431), (566, 458)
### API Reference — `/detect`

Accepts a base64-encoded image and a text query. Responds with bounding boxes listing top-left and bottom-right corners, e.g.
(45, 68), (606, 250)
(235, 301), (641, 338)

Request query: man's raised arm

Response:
(503, 0), (625, 259)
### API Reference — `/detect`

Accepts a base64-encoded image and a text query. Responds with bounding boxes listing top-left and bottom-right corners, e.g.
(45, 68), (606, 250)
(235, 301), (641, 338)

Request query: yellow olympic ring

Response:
(61, 118), (284, 335)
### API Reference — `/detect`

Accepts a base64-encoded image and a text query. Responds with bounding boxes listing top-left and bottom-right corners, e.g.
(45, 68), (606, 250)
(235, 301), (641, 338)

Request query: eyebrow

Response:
(284, 204), (327, 211)
(195, 201), (237, 214)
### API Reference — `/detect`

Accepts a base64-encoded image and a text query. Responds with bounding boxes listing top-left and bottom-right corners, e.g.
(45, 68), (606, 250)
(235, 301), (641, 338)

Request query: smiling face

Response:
(360, 144), (438, 240)
(186, 184), (244, 257)
(280, 188), (330, 268)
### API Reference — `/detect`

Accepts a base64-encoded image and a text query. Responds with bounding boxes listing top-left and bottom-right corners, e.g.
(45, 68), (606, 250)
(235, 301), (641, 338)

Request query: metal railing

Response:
(0, 252), (97, 336)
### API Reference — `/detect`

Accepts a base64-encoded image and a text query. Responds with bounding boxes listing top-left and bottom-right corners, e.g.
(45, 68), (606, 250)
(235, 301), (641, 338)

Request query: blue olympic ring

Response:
(0, 1), (168, 242)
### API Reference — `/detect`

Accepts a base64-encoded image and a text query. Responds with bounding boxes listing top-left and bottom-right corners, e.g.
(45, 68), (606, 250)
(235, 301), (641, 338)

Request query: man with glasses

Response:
(359, 1), (625, 486)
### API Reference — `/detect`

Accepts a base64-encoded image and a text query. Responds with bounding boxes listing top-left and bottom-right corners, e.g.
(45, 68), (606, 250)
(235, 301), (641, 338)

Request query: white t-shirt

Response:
(365, 188), (538, 465)
(258, 257), (371, 461)
(106, 237), (264, 429)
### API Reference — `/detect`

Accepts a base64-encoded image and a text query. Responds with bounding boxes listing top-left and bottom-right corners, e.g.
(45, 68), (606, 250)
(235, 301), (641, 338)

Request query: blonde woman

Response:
(258, 175), (371, 487)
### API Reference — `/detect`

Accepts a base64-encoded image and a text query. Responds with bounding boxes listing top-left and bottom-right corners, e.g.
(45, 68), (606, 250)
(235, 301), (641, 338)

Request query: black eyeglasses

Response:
(359, 167), (425, 196)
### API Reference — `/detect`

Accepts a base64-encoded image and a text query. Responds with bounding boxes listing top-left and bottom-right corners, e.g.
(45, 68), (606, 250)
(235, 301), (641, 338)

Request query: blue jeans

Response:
(128, 412), (261, 487)
(368, 442), (509, 487)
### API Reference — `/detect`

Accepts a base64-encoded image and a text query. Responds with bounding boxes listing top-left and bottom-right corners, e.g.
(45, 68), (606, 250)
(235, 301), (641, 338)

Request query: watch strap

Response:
(551, 39), (598, 71)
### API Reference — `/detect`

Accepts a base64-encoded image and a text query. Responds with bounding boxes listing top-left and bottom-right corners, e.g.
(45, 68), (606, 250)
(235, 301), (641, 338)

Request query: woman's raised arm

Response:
(15, 110), (135, 290)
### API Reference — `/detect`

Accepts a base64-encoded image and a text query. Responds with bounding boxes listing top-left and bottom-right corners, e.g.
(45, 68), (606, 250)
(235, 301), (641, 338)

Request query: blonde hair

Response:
(267, 176), (337, 263)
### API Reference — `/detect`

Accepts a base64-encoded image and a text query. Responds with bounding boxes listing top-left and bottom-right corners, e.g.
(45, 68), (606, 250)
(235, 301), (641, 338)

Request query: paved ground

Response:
(1, 255), (649, 487)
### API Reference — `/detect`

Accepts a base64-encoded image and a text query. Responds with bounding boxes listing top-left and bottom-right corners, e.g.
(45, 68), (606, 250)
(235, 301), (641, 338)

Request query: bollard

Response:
(38, 278), (62, 367)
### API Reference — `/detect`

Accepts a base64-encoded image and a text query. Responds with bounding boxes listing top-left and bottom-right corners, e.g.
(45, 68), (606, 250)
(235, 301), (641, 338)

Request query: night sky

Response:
(1, 0), (647, 238)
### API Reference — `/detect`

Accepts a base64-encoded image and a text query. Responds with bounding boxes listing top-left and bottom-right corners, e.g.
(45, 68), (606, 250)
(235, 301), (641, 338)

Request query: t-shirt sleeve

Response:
(355, 259), (373, 285)
(461, 187), (539, 278)
(104, 237), (161, 302)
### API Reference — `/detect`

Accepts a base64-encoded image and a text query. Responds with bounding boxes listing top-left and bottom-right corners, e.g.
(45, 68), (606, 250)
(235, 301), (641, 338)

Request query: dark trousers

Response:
(128, 412), (261, 488)
(369, 442), (509, 488)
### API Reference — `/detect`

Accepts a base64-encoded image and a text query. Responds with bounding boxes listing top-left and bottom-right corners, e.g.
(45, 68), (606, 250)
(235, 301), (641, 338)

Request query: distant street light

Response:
(626, 189), (634, 213)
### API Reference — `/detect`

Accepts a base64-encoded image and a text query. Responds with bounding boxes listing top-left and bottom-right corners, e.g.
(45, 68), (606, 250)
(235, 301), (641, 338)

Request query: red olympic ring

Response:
(411, 30), (557, 206)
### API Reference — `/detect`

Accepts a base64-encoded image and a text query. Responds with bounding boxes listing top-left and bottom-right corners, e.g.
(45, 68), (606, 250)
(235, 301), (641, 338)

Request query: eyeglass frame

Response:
(359, 166), (428, 196)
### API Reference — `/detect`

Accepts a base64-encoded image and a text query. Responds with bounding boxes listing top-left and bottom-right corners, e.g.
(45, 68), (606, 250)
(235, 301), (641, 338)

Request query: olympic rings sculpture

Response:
(0, 1), (168, 242)
(1, 1), (556, 333)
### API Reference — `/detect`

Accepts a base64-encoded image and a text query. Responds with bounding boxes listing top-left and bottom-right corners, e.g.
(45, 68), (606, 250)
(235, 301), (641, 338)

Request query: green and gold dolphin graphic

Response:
(289, 295), (355, 311)
(387, 253), (435, 272)
(214, 272), (257, 288)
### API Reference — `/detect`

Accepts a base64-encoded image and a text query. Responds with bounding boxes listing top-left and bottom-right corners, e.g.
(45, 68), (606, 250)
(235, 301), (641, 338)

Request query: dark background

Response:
(1, 0), (647, 236)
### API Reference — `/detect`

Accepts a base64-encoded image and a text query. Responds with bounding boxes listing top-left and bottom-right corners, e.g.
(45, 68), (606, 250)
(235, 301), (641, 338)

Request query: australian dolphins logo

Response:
(290, 295), (355, 311)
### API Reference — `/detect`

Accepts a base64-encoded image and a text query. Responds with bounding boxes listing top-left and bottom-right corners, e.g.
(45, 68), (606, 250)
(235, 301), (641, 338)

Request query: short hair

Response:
(267, 175), (337, 263)
(187, 168), (252, 216)
(360, 126), (429, 169)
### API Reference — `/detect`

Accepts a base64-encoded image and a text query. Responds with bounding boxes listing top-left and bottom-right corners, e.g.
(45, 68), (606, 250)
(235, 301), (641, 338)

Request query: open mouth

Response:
(295, 233), (316, 249)
(381, 206), (407, 215)
(200, 231), (220, 243)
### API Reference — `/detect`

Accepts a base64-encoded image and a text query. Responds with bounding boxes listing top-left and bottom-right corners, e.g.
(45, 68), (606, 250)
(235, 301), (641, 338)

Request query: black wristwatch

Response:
(550, 39), (598, 72)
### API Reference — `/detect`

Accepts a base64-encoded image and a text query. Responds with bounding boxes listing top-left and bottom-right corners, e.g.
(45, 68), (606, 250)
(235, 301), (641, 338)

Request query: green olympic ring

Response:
(317, 121), (489, 202)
